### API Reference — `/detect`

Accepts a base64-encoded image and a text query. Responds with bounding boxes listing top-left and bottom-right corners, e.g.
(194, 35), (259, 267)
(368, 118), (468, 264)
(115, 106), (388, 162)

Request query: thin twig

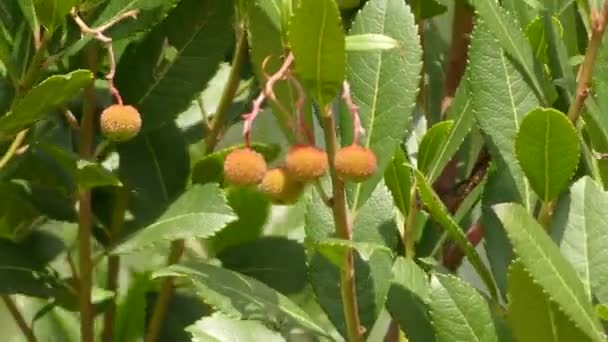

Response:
(342, 81), (364, 145)
(567, 2), (608, 123)
(0, 130), (28, 170)
(2, 295), (37, 342)
(321, 105), (364, 342)
(62, 107), (80, 130)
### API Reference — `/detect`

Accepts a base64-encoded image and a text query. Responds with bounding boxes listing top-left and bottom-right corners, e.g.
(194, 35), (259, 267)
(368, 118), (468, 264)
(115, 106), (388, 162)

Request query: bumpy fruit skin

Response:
(100, 104), (142, 142)
(334, 144), (377, 182)
(223, 148), (267, 186)
(260, 168), (305, 205)
(284, 145), (329, 181)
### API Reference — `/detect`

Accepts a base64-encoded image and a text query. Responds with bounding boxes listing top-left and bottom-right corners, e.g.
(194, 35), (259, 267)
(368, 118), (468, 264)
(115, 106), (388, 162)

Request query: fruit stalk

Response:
(321, 106), (363, 342)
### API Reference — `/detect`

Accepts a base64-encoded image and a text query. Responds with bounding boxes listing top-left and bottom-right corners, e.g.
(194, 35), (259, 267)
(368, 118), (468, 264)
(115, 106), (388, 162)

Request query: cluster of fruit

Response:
(223, 144), (377, 205)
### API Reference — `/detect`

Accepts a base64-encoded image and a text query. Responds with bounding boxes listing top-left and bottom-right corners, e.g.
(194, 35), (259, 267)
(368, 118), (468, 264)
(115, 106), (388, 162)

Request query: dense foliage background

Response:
(0, 0), (608, 341)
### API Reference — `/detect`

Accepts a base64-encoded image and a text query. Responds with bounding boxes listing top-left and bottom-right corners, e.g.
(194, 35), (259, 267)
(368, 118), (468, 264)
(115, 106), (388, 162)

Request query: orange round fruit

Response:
(334, 145), (377, 182)
(223, 148), (267, 186)
(260, 167), (305, 205)
(284, 145), (328, 181)
(100, 104), (142, 142)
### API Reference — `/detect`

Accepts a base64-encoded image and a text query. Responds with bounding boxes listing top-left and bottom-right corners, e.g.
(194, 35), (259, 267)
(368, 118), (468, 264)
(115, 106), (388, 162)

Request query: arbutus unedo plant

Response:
(0, 0), (608, 342)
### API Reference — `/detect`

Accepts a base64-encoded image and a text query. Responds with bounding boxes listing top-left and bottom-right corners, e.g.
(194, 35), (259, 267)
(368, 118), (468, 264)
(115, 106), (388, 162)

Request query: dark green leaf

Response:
(112, 183), (237, 254)
(384, 147), (412, 215)
(411, 166), (497, 299)
(114, 272), (151, 342)
(494, 203), (605, 342)
(218, 237), (307, 295)
(32, 0), (76, 33)
(115, 0), (234, 131)
(409, 0), (448, 20)
(118, 123), (189, 229)
(386, 257), (435, 342)
(552, 176), (608, 303)
(525, 16), (563, 65)
(342, 0), (422, 209)
(515, 108), (579, 202)
(429, 274), (499, 342)
(288, 0), (345, 106)
(0, 70), (93, 137)
(152, 262), (327, 336)
(417, 120), (454, 176)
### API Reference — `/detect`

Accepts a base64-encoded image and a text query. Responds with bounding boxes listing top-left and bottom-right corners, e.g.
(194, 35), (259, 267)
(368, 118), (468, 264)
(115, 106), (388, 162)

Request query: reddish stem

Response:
(342, 81), (363, 145)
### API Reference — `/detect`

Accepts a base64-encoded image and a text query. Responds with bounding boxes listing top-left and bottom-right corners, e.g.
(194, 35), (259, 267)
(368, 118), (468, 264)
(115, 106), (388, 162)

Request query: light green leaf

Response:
(427, 80), (474, 182)
(187, 315), (286, 342)
(288, 0), (345, 106)
(417, 120), (454, 176)
(508, 261), (592, 342)
(32, 0), (76, 33)
(0, 70), (93, 136)
(115, 0), (233, 131)
(597, 304), (608, 321)
(471, 0), (555, 104)
(39, 144), (122, 189)
(552, 176), (608, 303)
(429, 274), (498, 342)
(493, 203), (605, 342)
(152, 262), (327, 336)
(411, 166), (497, 299)
(345, 33), (400, 51)
(386, 257), (435, 342)
(469, 20), (537, 211)
(112, 184), (237, 254)
(316, 238), (392, 271)
(342, 0), (422, 209)
(383, 147), (412, 215)
(515, 108), (579, 202)
(525, 16), (563, 64)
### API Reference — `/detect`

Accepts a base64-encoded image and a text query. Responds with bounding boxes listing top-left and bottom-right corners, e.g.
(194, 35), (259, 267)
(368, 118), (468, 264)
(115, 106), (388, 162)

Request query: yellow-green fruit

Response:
(334, 145), (377, 182)
(284, 145), (328, 181)
(100, 104), (142, 142)
(260, 168), (305, 205)
(223, 148), (267, 186)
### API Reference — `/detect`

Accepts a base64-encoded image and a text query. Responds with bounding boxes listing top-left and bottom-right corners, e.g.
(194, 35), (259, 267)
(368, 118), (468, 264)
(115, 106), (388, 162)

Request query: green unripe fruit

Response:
(284, 145), (328, 181)
(100, 104), (142, 142)
(260, 167), (306, 205)
(334, 144), (377, 182)
(223, 148), (267, 186)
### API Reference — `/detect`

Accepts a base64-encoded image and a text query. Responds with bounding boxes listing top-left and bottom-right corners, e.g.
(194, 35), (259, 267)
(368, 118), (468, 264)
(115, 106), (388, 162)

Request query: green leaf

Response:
(316, 238), (393, 271)
(209, 187), (270, 255)
(409, 0), (448, 20)
(417, 120), (454, 176)
(508, 261), (592, 342)
(114, 272), (151, 342)
(115, 0), (234, 131)
(386, 257), (436, 342)
(118, 123), (189, 229)
(493, 203), (605, 342)
(411, 166), (497, 299)
(525, 16), (563, 65)
(187, 315), (286, 342)
(384, 147), (412, 215)
(218, 237), (307, 295)
(345, 33), (400, 51)
(112, 184), (237, 254)
(429, 274), (499, 342)
(469, 20), (537, 211)
(515, 108), (579, 202)
(306, 183), (399, 338)
(152, 262), (327, 336)
(470, 0), (555, 104)
(552, 176), (608, 303)
(288, 0), (344, 106)
(39, 144), (121, 189)
(427, 80), (474, 183)
(0, 70), (93, 136)
(342, 0), (422, 209)
(597, 304), (608, 321)
(32, 0), (76, 33)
